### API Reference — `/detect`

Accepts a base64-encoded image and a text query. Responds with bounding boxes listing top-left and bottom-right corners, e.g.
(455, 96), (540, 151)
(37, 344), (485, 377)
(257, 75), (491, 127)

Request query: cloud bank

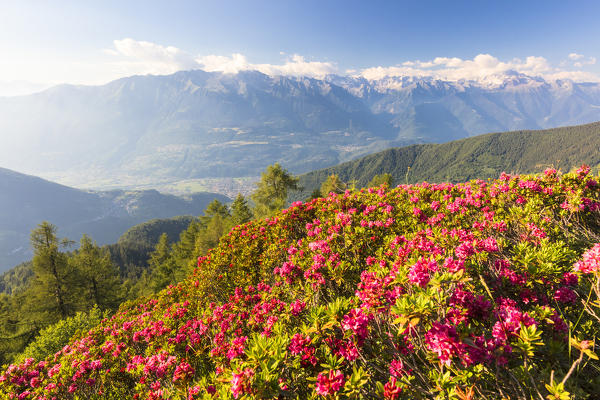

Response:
(106, 38), (199, 75)
(359, 53), (599, 82)
(107, 38), (337, 79)
(106, 38), (599, 83)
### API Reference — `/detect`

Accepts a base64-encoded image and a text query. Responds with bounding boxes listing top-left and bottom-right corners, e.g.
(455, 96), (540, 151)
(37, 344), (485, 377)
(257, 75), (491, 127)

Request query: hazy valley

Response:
(1, 70), (599, 191)
(0, 167), (228, 271)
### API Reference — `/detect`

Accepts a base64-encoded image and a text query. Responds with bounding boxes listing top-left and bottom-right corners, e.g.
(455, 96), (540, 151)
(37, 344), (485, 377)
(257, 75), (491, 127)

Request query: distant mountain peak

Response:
(0, 70), (599, 187)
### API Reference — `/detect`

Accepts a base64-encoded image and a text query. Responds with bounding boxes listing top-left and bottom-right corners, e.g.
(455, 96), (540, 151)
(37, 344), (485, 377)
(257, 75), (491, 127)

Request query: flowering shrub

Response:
(2, 167), (600, 399)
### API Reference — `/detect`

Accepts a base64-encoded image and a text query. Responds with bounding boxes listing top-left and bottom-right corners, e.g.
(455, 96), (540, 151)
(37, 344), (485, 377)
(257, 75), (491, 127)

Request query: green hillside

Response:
(3, 169), (600, 398)
(116, 216), (196, 248)
(293, 121), (600, 200)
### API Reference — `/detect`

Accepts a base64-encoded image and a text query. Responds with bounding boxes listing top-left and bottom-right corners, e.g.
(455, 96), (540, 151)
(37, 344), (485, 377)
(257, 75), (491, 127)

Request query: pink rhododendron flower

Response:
(315, 370), (344, 396)
(341, 308), (371, 340)
(231, 368), (254, 399)
(383, 377), (402, 399)
(574, 243), (600, 274)
(425, 322), (464, 366)
(554, 287), (577, 303)
(408, 257), (437, 287)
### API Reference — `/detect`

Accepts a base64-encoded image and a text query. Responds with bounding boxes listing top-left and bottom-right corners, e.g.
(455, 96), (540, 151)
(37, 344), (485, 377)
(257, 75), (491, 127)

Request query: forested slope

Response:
(294, 121), (600, 200)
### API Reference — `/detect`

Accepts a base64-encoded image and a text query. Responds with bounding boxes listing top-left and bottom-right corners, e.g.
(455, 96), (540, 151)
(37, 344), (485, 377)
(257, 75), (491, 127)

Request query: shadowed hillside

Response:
(0, 167), (228, 271)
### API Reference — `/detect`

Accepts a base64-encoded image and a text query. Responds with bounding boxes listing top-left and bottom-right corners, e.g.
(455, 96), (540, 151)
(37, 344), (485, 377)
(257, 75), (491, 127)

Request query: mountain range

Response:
(1, 70), (599, 189)
(0, 167), (228, 272)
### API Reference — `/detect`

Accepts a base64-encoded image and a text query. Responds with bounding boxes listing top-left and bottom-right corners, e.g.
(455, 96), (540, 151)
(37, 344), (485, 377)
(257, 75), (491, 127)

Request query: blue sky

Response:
(0, 0), (599, 94)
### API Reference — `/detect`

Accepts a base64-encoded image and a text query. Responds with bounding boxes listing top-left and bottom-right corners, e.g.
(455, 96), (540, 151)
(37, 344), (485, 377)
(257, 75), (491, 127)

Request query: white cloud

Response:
(543, 69), (600, 82)
(565, 53), (597, 69)
(106, 38), (337, 79)
(108, 38), (199, 75)
(358, 53), (598, 83)
(254, 54), (338, 77)
(103, 39), (598, 84)
(195, 53), (337, 77)
(196, 53), (250, 74)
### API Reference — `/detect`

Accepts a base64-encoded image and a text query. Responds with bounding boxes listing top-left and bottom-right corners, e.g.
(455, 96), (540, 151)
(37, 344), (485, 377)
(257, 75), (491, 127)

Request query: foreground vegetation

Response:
(0, 165), (296, 366)
(2, 166), (600, 398)
(0, 202), (253, 365)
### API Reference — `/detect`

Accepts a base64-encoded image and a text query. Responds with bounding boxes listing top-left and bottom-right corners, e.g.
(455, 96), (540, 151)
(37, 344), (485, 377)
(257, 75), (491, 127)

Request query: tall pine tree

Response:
(149, 233), (178, 292)
(24, 222), (75, 326)
(251, 163), (299, 219)
(69, 234), (121, 311)
(230, 194), (253, 226)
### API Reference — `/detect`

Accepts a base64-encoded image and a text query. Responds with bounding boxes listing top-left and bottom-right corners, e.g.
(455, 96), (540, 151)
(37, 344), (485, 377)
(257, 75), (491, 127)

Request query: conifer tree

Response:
(69, 234), (121, 311)
(230, 194), (253, 226)
(320, 174), (346, 195)
(0, 293), (35, 365)
(367, 173), (394, 188)
(194, 213), (229, 258)
(200, 199), (230, 226)
(172, 220), (202, 269)
(24, 222), (75, 325)
(251, 163), (299, 218)
(149, 233), (177, 291)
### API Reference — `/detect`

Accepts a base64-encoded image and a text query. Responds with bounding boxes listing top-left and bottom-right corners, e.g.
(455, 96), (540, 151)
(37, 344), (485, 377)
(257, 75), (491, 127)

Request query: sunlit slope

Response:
(3, 168), (600, 398)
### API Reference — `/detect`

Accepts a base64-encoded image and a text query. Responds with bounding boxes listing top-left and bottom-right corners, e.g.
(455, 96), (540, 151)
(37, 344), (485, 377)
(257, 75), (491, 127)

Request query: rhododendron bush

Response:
(3, 167), (600, 399)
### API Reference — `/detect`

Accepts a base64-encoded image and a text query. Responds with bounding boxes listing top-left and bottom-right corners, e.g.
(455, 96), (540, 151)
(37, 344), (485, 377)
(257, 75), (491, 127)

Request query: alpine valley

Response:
(1, 70), (600, 189)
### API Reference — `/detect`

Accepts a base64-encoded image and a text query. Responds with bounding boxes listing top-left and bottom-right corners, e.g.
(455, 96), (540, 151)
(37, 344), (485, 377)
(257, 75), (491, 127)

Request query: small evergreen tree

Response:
(24, 222), (75, 325)
(149, 233), (177, 292)
(0, 293), (36, 365)
(320, 174), (346, 195)
(200, 199), (230, 226)
(367, 173), (395, 188)
(194, 214), (229, 258)
(251, 163), (299, 219)
(70, 234), (121, 311)
(172, 220), (202, 269)
(230, 194), (253, 226)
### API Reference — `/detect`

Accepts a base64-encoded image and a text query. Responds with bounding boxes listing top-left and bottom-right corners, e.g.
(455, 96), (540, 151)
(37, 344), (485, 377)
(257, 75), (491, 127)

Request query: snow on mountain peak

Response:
(330, 71), (564, 93)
